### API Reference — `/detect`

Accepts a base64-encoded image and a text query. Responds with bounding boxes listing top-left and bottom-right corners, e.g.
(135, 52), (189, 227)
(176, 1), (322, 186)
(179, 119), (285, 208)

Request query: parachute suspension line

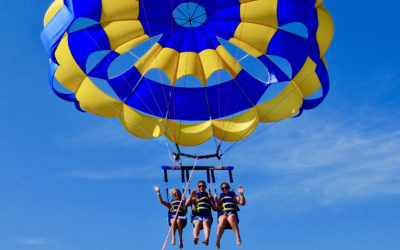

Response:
(215, 0), (225, 148)
(218, 0), (247, 148)
(62, 51), (168, 148)
(222, 122), (276, 156)
(217, 60), (264, 151)
(175, 5), (192, 146)
(217, 16), (313, 156)
(202, 80), (223, 157)
(215, 0), (276, 151)
(67, 16), (174, 149)
(215, 1), (249, 150)
(222, 64), (319, 155)
(139, 0), (179, 144)
(162, 157), (199, 250)
(168, 0), (182, 145)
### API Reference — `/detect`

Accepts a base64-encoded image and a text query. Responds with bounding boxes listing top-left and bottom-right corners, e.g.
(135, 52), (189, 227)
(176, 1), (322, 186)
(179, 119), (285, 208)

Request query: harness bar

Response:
(173, 144), (222, 161)
(162, 166), (234, 171)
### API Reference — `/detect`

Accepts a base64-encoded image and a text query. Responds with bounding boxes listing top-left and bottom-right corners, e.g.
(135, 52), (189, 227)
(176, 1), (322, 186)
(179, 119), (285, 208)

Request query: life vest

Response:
(194, 192), (212, 217)
(169, 198), (186, 216)
(219, 191), (238, 213)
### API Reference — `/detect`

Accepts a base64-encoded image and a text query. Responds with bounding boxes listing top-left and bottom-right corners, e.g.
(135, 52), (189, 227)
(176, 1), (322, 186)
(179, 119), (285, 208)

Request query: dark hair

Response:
(198, 180), (206, 185)
(220, 182), (230, 188)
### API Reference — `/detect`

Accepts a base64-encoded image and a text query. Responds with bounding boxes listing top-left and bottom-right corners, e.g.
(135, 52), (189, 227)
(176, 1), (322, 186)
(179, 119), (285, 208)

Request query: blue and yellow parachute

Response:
(41, 0), (333, 146)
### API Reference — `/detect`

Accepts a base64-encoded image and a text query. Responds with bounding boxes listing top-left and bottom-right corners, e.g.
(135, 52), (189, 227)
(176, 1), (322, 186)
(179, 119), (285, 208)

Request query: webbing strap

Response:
(206, 169), (211, 193)
(229, 170), (233, 183)
(211, 170), (216, 194)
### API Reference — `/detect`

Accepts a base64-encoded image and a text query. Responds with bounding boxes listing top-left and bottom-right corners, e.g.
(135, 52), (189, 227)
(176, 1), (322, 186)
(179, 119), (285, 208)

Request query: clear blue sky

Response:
(0, 1), (399, 249)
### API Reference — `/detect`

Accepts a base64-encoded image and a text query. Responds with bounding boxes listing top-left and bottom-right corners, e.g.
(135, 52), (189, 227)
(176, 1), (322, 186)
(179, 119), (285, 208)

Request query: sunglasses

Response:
(172, 192), (181, 196)
(221, 186), (230, 190)
(198, 185), (206, 188)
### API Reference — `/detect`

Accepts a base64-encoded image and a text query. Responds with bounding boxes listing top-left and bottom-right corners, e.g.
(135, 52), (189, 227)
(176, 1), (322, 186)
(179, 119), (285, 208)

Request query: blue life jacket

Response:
(219, 191), (238, 213)
(194, 192), (212, 217)
(169, 198), (186, 216)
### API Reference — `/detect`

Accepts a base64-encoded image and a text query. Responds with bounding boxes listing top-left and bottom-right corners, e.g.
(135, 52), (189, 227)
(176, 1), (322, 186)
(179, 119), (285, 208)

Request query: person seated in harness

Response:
(214, 183), (246, 249)
(185, 180), (217, 246)
(153, 185), (187, 249)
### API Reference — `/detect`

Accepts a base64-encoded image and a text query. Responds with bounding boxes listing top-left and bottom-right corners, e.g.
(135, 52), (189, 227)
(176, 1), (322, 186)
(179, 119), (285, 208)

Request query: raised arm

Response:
(236, 185), (246, 206)
(185, 190), (197, 207)
(153, 185), (170, 208)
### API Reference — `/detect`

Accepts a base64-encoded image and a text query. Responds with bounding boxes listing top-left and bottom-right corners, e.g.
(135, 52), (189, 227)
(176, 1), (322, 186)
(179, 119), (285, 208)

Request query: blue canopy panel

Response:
(277, 0), (316, 27)
(67, 0), (102, 21)
(301, 58), (329, 110)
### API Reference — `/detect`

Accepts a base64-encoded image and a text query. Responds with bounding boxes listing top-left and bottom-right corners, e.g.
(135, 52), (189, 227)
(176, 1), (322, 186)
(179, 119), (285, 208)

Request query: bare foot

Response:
(215, 241), (220, 249)
(193, 237), (199, 245)
(237, 239), (242, 246)
(179, 241), (183, 249)
(171, 238), (176, 245)
(202, 239), (209, 246)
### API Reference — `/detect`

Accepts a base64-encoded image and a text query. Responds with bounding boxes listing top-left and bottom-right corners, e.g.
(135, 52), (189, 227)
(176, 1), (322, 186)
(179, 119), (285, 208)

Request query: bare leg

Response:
(193, 221), (202, 245)
(177, 219), (185, 249)
(171, 218), (177, 245)
(227, 214), (242, 246)
(202, 220), (211, 245)
(215, 215), (228, 249)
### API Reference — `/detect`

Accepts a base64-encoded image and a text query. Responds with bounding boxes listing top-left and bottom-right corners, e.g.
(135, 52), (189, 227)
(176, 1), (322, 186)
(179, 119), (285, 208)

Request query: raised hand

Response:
(191, 190), (197, 197)
(214, 192), (218, 199)
(208, 191), (213, 199)
(238, 185), (244, 195)
(153, 185), (160, 192)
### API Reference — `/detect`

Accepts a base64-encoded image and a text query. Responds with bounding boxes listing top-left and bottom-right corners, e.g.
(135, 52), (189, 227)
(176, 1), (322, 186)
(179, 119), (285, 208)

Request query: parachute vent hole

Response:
(173, 2), (207, 28)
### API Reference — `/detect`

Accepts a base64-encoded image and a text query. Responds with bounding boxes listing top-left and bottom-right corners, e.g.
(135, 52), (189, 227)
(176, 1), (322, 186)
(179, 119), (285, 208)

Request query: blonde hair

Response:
(170, 188), (181, 197)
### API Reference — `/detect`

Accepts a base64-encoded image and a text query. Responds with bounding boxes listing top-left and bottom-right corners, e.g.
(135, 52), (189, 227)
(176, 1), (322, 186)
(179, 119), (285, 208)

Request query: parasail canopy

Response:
(41, 0), (334, 147)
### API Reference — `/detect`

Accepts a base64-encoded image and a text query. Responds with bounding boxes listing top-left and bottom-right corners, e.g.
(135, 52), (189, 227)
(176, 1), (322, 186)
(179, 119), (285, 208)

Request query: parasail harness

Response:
(162, 149), (236, 224)
(161, 149), (237, 249)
